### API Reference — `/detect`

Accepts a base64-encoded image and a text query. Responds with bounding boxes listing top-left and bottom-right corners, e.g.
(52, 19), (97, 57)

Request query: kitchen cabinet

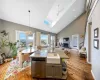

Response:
(46, 64), (62, 78)
(30, 49), (68, 79)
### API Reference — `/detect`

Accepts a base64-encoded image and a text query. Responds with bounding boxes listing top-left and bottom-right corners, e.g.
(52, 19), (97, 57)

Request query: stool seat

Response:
(79, 50), (87, 58)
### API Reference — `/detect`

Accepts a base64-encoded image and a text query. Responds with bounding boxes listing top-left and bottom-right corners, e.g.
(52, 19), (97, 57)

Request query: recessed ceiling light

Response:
(74, 16), (76, 17)
(73, 9), (76, 11)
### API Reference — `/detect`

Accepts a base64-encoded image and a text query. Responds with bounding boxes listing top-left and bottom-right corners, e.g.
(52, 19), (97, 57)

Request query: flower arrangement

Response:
(29, 42), (33, 48)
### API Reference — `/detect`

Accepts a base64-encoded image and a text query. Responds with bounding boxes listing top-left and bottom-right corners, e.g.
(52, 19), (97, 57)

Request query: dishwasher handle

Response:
(32, 58), (45, 61)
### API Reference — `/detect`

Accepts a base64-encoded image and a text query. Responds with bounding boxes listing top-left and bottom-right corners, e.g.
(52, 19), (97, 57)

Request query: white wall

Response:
(91, 0), (100, 80)
(84, 0), (100, 80)
(0, 19), (56, 42)
(84, 23), (92, 63)
(84, 23), (89, 58)
(57, 13), (87, 48)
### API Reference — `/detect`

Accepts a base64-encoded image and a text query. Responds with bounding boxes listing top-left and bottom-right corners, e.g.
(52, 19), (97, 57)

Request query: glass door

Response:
(16, 30), (35, 48)
(40, 34), (48, 46)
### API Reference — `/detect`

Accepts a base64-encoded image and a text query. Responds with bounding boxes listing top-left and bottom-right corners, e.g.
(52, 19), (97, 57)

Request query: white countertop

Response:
(30, 48), (69, 59)
(30, 51), (47, 58)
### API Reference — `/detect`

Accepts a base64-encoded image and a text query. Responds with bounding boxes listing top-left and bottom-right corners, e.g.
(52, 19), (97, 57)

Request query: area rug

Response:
(4, 59), (31, 80)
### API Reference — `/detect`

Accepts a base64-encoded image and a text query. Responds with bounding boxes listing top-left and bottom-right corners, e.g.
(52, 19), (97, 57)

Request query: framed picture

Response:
(94, 39), (99, 49)
(94, 28), (99, 38)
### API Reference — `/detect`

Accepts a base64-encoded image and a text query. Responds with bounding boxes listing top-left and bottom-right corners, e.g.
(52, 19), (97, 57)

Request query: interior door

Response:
(72, 34), (79, 49)
(88, 22), (92, 63)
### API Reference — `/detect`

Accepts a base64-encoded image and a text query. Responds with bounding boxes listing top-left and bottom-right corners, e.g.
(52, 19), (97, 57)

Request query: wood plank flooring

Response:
(66, 49), (94, 80)
(0, 49), (94, 80)
(0, 62), (10, 80)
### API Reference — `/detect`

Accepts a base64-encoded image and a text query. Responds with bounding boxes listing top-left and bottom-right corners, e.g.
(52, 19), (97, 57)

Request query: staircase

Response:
(83, 0), (94, 45)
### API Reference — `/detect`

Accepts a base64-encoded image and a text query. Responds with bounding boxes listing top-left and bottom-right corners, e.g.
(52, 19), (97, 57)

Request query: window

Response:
(19, 32), (27, 47)
(41, 34), (48, 46)
(16, 31), (35, 48)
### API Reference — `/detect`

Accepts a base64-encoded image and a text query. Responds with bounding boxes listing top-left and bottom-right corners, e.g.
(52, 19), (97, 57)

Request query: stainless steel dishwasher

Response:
(31, 58), (46, 78)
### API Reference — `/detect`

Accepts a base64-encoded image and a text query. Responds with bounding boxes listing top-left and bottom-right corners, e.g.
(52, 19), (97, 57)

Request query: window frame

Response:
(16, 30), (35, 48)
(40, 34), (48, 46)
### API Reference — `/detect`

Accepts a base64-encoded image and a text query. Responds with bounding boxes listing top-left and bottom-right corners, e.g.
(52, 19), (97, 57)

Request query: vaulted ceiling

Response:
(0, 0), (86, 33)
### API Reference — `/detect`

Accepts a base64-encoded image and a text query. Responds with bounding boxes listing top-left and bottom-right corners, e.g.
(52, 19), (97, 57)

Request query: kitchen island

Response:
(30, 48), (69, 79)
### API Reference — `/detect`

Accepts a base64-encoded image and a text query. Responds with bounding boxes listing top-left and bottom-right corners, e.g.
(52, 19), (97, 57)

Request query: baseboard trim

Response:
(87, 60), (91, 64)
(87, 61), (91, 64)
(91, 70), (96, 80)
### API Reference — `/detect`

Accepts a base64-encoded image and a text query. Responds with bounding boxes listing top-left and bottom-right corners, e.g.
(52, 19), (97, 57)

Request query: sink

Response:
(47, 53), (60, 64)
(47, 53), (59, 58)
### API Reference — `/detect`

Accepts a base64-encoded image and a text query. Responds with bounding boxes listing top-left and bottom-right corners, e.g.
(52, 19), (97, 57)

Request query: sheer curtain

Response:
(51, 35), (56, 47)
(36, 32), (41, 46)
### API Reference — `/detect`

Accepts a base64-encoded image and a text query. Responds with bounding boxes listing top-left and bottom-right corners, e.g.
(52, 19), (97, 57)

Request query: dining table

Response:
(21, 47), (36, 54)
(18, 47), (37, 68)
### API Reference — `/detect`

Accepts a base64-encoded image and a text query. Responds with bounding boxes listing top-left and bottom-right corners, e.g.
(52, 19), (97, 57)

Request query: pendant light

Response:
(25, 10), (32, 35)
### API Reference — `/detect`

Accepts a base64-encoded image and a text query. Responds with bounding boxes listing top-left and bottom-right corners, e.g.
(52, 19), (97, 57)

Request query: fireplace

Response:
(62, 38), (70, 48)
(62, 43), (69, 48)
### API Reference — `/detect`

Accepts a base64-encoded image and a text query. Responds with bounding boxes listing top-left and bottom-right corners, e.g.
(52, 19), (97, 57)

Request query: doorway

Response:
(16, 30), (35, 48)
(72, 34), (79, 49)
(87, 22), (92, 63)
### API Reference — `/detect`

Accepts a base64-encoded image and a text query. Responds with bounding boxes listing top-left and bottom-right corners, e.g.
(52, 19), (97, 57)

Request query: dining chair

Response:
(37, 46), (42, 50)
(18, 52), (30, 68)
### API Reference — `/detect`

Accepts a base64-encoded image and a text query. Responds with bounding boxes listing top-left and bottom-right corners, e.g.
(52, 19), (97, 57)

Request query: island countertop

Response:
(30, 48), (68, 79)
(30, 48), (69, 59)
(30, 51), (48, 58)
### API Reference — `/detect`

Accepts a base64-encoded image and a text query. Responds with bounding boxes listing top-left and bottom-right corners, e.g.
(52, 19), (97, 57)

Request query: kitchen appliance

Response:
(31, 58), (46, 78)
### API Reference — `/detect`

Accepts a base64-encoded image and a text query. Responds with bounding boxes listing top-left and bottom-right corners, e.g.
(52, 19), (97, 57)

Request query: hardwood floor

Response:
(0, 62), (10, 80)
(66, 49), (94, 80)
(0, 49), (94, 80)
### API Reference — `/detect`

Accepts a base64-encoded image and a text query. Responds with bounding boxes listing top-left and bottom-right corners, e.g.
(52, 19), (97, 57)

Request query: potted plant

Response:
(0, 30), (9, 56)
(0, 30), (19, 59)
(8, 41), (18, 59)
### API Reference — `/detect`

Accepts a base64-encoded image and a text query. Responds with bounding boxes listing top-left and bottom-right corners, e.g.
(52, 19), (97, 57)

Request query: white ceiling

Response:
(0, 0), (86, 33)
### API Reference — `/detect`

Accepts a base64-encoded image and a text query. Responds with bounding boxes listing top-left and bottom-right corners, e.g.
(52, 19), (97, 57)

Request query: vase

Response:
(30, 47), (32, 52)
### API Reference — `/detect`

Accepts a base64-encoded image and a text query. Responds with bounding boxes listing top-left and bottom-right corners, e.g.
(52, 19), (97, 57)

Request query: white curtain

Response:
(36, 32), (41, 46)
(48, 34), (51, 46)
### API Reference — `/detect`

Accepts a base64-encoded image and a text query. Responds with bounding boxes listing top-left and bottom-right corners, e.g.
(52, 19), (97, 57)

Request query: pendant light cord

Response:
(28, 10), (30, 28)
